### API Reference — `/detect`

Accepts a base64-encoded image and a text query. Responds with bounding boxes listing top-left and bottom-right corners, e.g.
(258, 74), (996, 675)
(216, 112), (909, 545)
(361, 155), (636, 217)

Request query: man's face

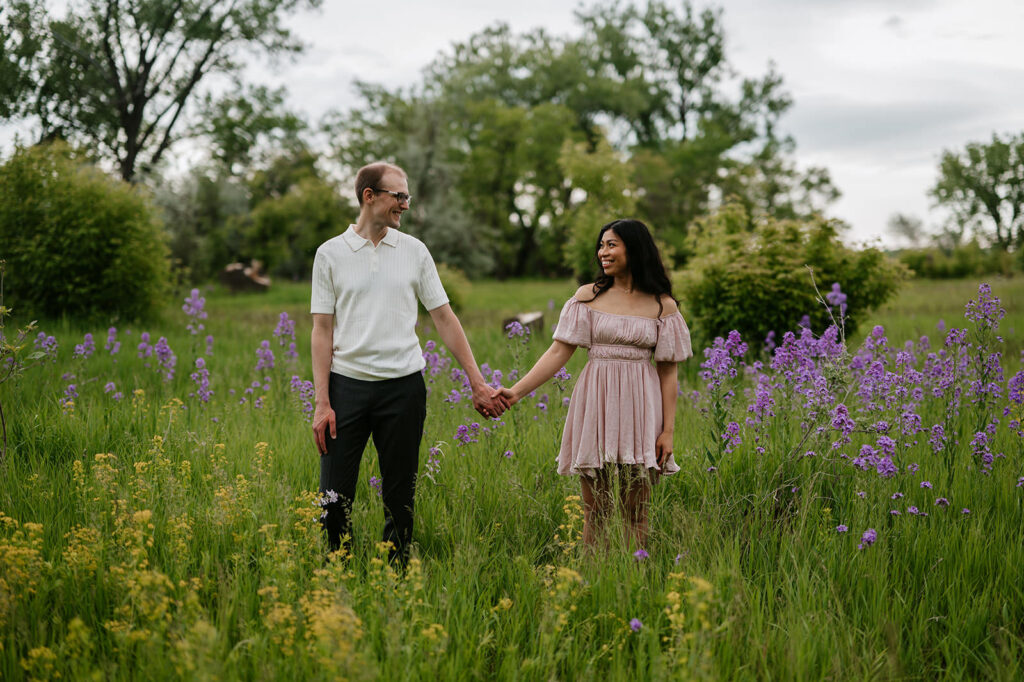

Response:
(368, 169), (410, 229)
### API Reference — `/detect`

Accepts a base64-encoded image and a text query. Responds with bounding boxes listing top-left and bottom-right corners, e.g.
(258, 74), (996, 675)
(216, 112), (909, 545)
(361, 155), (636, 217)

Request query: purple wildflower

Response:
(32, 332), (58, 362)
(154, 337), (176, 381)
(255, 340), (275, 372)
(630, 618), (643, 632)
(858, 528), (877, 550)
(182, 288), (208, 335)
(825, 282), (848, 317)
(105, 327), (120, 355)
(189, 357), (212, 403)
(73, 333), (95, 359)
(633, 549), (649, 560)
(505, 321), (529, 339)
(964, 283), (1005, 331)
(836, 525), (848, 533)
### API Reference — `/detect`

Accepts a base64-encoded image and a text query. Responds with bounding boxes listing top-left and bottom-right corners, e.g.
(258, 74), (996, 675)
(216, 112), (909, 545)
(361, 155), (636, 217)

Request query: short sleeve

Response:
(552, 298), (591, 348)
(310, 249), (336, 314)
(414, 245), (449, 311)
(654, 312), (693, 362)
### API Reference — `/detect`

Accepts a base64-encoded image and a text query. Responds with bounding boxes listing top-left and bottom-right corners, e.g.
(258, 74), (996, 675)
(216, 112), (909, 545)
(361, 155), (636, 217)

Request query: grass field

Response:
(1, 276), (1022, 680)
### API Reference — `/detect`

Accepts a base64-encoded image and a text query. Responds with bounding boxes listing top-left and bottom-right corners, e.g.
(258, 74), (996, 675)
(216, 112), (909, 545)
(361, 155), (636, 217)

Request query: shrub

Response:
(676, 202), (907, 348)
(897, 243), (1016, 279)
(435, 263), (470, 314)
(243, 177), (353, 281)
(0, 142), (169, 321)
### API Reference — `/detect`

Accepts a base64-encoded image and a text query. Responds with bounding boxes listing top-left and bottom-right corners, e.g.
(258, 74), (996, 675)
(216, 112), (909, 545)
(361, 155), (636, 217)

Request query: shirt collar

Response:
(342, 225), (399, 251)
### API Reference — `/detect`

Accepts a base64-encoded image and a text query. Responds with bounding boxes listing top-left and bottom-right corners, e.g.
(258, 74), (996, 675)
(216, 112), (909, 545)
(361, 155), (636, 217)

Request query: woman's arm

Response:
(655, 361), (678, 466)
(502, 340), (577, 404)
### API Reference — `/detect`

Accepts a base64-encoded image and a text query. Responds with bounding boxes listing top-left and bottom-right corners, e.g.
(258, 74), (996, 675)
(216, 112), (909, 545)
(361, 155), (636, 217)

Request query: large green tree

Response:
(6, 0), (319, 182)
(329, 1), (837, 277)
(0, 1), (44, 120)
(931, 132), (1024, 250)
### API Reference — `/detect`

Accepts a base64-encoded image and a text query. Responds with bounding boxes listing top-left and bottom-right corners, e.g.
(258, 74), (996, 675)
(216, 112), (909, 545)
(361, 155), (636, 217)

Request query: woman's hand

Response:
(498, 386), (519, 406)
(655, 431), (674, 467)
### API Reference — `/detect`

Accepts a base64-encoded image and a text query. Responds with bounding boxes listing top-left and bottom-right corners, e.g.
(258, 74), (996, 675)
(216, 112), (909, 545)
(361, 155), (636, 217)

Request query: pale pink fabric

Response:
(553, 297), (693, 478)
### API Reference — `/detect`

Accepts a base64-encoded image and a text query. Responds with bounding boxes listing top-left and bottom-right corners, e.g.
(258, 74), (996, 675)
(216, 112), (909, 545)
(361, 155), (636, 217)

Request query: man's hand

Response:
(312, 402), (337, 454)
(473, 384), (510, 419)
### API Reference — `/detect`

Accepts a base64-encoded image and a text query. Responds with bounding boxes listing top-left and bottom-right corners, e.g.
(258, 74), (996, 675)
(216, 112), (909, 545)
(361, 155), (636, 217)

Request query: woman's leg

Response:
(619, 467), (651, 549)
(580, 469), (614, 548)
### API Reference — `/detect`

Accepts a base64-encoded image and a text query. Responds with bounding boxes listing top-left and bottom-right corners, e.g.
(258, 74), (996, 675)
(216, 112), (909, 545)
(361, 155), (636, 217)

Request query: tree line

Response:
(1, 0), (1021, 285)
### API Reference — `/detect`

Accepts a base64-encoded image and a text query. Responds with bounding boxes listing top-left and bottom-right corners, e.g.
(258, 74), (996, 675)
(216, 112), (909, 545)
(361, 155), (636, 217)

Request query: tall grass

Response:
(1, 277), (1022, 680)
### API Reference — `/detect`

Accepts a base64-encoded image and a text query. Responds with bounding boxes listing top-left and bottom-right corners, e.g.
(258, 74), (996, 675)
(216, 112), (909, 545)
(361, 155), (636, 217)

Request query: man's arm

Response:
(428, 303), (509, 417)
(311, 313), (336, 454)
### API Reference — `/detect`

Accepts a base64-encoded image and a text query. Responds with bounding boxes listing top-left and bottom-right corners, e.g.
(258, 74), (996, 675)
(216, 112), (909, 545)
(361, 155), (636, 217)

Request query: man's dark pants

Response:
(320, 371), (426, 565)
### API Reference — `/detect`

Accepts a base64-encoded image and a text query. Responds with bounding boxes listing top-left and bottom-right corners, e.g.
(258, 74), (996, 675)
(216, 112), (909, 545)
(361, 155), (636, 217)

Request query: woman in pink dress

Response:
(500, 219), (692, 550)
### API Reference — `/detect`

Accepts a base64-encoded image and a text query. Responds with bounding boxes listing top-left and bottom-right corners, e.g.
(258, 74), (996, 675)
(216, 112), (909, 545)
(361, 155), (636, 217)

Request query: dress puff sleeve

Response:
(552, 297), (592, 348)
(654, 312), (693, 362)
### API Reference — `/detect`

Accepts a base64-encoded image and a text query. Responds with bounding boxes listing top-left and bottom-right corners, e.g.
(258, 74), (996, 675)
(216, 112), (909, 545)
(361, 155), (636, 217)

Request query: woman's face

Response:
(597, 229), (629, 278)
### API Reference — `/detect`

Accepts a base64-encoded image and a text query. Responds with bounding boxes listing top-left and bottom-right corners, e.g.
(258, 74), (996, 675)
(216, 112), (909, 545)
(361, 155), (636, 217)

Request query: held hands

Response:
(312, 402), (337, 455)
(497, 386), (518, 406)
(472, 383), (512, 419)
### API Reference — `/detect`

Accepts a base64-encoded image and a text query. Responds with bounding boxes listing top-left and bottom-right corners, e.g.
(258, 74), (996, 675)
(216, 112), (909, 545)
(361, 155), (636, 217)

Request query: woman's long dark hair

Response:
(584, 219), (676, 316)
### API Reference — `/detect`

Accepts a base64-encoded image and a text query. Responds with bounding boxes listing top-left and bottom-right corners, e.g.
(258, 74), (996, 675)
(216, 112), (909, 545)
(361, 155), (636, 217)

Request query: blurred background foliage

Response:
(1, 0), (1022, 328)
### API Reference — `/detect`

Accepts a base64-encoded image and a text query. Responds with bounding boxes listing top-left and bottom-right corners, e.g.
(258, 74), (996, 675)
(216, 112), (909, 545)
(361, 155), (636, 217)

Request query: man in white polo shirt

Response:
(310, 161), (507, 565)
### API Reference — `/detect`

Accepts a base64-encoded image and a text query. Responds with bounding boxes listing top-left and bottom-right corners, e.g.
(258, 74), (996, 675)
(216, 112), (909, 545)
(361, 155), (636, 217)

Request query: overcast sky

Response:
(6, 0), (1024, 246)
(254, 0), (1024, 246)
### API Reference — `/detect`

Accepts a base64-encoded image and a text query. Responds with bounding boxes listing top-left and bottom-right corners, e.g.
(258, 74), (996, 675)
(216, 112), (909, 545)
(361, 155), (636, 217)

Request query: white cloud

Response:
(4, 0), (1021, 246)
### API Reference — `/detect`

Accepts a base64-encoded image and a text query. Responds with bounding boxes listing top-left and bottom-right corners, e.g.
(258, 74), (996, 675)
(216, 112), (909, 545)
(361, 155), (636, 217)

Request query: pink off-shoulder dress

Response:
(553, 297), (693, 478)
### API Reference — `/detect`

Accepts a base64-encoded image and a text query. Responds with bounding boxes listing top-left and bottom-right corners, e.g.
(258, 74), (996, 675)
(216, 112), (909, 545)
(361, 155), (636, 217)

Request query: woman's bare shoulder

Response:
(659, 295), (679, 317)
(573, 284), (596, 300)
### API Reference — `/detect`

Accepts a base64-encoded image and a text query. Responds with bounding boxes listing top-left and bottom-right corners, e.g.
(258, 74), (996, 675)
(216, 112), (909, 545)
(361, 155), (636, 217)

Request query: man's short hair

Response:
(355, 162), (407, 207)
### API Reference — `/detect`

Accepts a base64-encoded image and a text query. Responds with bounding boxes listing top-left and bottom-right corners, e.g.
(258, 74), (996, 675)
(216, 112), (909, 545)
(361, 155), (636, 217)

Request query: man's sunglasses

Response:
(372, 188), (412, 205)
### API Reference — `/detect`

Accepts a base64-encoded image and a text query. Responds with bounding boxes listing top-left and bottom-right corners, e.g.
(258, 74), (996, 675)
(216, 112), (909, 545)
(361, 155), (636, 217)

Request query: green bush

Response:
(0, 142), (169, 321)
(242, 177), (353, 281)
(435, 263), (470, 314)
(676, 202), (907, 348)
(154, 169), (250, 284)
(897, 242), (1016, 279)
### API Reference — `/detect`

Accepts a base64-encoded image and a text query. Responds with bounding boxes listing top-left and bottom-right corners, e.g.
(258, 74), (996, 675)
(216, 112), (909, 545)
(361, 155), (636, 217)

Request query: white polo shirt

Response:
(310, 225), (448, 381)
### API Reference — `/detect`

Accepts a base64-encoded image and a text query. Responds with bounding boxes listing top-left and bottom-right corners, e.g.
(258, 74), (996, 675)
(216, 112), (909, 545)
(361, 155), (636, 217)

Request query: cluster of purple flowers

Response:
(858, 528), (877, 550)
(825, 282), (848, 318)
(189, 357), (213, 403)
(273, 312), (299, 362)
(685, 283), (1021, 553)
(34, 332), (58, 361)
(455, 422), (481, 446)
(104, 327), (121, 356)
(182, 288), (208, 335)
(289, 375), (315, 421)
(255, 340), (275, 372)
(424, 445), (444, 482)
(103, 381), (123, 401)
(505, 320), (529, 340)
(700, 330), (747, 393)
(73, 333), (95, 359)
